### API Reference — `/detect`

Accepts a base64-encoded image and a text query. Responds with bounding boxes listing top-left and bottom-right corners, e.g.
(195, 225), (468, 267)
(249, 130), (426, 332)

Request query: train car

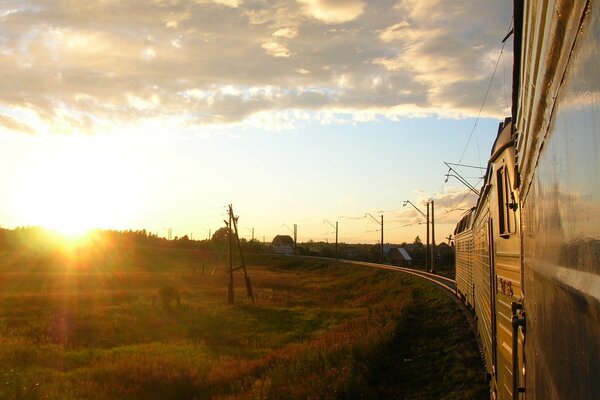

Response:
(513, 0), (600, 398)
(454, 208), (475, 307)
(455, 1), (600, 399)
(469, 119), (523, 400)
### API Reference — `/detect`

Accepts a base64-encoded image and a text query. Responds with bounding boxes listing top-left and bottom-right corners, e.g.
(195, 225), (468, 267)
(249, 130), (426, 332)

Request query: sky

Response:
(0, 0), (514, 244)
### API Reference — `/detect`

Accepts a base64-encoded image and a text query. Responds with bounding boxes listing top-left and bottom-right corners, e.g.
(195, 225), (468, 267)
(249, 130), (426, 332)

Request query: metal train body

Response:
(454, 1), (600, 399)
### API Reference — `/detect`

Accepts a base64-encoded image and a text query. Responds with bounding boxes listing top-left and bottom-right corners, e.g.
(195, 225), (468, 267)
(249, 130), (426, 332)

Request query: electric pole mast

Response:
(293, 224), (297, 254)
(323, 219), (339, 261)
(426, 202), (430, 273)
(381, 214), (384, 264)
(431, 200), (436, 274)
(365, 213), (384, 264)
(336, 221), (339, 260)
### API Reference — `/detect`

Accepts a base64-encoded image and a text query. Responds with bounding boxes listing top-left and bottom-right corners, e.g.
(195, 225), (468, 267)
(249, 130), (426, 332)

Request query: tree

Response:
(211, 227), (229, 244)
(413, 236), (423, 245)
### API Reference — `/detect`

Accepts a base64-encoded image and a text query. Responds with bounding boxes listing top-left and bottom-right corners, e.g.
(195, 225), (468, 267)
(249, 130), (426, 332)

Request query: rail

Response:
(342, 259), (457, 294)
(293, 255), (457, 296)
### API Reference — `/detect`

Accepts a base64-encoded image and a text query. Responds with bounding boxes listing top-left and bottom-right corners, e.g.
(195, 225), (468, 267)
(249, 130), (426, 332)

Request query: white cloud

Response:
(272, 27), (298, 38)
(214, 0), (241, 7)
(0, 114), (35, 135)
(142, 47), (157, 60)
(165, 11), (192, 29)
(0, 0), (512, 135)
(197, 0), (241, 7)
(298, 0), (365, 24)
(262, 41), (292, 58)
(377, 21), (411, 42)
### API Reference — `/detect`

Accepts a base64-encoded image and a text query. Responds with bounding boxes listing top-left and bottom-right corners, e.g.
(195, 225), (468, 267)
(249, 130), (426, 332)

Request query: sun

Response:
(13, 135), (145, 236)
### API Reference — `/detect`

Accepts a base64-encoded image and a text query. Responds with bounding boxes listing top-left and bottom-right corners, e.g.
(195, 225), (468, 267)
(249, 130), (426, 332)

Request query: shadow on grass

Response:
(186, 304), (354, 356)
(367, 277), (489, 399)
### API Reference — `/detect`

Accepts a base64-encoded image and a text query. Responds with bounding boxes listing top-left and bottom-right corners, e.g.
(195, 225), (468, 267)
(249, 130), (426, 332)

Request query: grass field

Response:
(0, 243), (486, 399)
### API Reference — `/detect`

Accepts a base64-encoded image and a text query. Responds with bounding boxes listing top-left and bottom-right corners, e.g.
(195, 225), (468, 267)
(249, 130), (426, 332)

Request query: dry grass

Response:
(0, 246), (483, 399)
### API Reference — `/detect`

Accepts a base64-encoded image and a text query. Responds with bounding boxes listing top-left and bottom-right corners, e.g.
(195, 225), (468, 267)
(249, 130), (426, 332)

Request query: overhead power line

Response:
(457, 17), (514, 166)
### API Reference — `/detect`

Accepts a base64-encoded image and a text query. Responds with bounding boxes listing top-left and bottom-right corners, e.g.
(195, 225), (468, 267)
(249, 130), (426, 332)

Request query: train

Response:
(454, 1), (599, 399)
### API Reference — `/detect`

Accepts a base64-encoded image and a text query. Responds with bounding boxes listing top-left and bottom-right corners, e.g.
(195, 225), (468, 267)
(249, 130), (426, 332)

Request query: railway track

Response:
(341, 259), (456, 294)
(294, 255), (457, 295)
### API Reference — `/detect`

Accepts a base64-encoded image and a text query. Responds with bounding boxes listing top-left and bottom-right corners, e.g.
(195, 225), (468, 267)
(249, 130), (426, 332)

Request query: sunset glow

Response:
(0, 0), (512, 243)
(10, 135), (148, 236)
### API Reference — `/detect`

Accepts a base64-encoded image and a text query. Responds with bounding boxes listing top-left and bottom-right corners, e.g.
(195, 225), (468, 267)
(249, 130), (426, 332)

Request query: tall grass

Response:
(0, 247), (483, 399)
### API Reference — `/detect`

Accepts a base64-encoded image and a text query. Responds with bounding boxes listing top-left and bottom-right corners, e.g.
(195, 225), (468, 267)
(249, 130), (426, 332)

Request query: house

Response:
(271, 235), (295, 255)
(387, 247), (412, 267)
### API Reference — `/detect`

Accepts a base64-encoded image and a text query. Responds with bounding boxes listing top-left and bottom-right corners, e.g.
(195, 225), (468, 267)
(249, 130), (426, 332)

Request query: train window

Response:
(497, 166), (516, 237)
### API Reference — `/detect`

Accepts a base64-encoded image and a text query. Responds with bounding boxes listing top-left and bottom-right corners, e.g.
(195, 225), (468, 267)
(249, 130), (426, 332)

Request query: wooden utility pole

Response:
(225, 205), (255, 304)
(230, 205), (254, 302)
(227, 211), (234, 304)
(426, 202), (430, 273)
(431, 200), (436, 274)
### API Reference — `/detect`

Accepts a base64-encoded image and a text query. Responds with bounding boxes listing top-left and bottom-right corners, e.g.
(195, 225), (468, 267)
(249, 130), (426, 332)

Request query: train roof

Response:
(454, 207), (476, 234)
(453, 117), (514, 233)
(473, 118), (514, 218)
(490, 117), (513, 160)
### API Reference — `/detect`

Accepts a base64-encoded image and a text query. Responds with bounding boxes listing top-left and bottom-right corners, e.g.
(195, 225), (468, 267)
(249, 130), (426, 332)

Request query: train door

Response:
(494, 162), (525, 400)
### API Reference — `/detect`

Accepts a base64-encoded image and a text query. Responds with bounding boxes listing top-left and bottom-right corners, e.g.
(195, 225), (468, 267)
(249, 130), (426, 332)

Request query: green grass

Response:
(0, 246), (485, 399)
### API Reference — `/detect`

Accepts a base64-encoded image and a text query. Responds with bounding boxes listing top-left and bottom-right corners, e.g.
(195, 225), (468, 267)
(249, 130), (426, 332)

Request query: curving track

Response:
(334, 258), (486, 365)
(295, 255), (457, 296)
(341, 259), (456, 294)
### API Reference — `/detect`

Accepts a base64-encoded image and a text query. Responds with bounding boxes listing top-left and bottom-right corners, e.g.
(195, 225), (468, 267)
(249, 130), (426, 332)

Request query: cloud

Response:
(262, 41), (292, 58)
(0, 114), (36, 135)
(298, 0), (365, 24)
(272, 27), (298, 38)
(377, 21), (411, 43)
(0, 0), (512, 135)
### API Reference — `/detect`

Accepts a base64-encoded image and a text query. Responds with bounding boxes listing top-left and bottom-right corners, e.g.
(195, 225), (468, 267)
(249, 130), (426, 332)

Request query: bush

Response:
(159, 284), (180, 310)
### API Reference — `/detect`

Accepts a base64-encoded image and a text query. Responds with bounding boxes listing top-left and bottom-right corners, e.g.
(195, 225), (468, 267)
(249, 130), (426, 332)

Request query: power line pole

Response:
(365, 213), (384, 264)
(381, 214), (384, 264)
(431, 200), (436, 274)
(323, 219), (339, 260)
(403, 200), (430, 271)
(293, 224), (297, 254)
(227, 211), (234, 304)
(225, 205), (255, 304)
(426, 202), (430, 273)
(230, 205), (254, 303)
(336, 221), (338, 260)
